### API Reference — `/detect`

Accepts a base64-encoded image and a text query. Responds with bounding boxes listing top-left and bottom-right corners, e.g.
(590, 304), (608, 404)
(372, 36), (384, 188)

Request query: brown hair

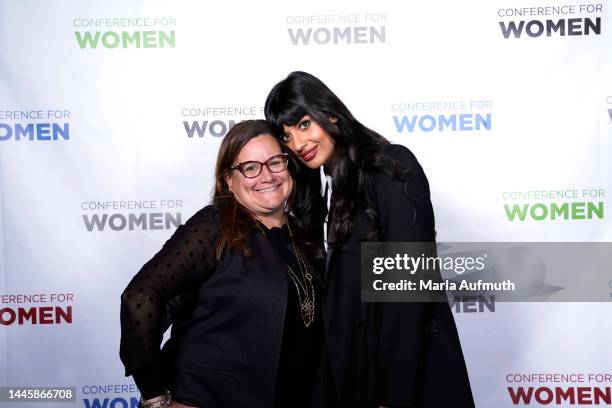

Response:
(213, 120), (294, 259)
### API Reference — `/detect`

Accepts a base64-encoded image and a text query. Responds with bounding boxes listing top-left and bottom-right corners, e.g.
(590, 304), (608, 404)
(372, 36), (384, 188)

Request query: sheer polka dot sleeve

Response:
(119, 205), (219, 398)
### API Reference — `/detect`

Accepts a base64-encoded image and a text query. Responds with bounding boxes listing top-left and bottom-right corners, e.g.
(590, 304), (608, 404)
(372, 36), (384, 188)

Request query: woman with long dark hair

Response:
(265, 72), (474, 408)
(120, 120), (323, 408)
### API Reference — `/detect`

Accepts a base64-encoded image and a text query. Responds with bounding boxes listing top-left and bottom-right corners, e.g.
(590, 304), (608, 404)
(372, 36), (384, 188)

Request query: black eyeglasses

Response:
(229, 154), (289, 178)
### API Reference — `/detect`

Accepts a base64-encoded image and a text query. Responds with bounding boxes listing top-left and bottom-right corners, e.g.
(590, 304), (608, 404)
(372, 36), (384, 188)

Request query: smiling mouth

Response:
(300, 145), (318, 162)
(255, 185), (280, 193)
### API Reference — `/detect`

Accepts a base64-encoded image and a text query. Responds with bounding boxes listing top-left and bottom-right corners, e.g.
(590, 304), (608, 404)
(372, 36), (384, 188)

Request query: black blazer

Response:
(120, 206), (320, 408)
(322, 145), (475, 408)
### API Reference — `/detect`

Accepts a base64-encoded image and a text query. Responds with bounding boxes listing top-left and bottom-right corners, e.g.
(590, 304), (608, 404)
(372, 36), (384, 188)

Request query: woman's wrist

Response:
(139, 391), (172, 408)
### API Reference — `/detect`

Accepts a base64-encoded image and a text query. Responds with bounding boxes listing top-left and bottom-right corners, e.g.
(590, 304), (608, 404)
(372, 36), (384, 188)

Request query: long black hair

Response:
(265, 71), (413, 248)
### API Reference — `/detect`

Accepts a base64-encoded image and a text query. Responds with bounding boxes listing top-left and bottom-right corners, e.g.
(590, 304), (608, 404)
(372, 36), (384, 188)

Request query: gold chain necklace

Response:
(286, 223), (316, 328)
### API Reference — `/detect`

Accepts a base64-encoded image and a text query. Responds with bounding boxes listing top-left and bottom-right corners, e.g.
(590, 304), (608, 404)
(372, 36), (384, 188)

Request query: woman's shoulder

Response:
(182, 204), (220, 230)
(190, 204), (219, 219)
(381, 143), (420, 166)
(366, 143), (430, 200)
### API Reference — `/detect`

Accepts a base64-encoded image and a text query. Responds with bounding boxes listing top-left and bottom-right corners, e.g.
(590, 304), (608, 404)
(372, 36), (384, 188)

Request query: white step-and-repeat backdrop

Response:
(1, 0), (611, 407)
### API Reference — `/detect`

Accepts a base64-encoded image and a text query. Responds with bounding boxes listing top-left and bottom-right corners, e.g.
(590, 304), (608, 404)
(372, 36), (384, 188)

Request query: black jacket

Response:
(322, 144), (475, 408)
(120, 206), (321, 408)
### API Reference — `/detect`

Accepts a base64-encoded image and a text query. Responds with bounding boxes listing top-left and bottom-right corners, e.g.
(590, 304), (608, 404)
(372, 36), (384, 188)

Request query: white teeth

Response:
(256, 185), (279, 192)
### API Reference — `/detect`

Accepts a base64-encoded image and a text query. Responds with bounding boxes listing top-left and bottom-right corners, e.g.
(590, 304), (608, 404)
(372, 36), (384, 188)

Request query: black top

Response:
(264, 224), (323, 408)
(120, 209), (323, 407)
(120, 209), (220, 399)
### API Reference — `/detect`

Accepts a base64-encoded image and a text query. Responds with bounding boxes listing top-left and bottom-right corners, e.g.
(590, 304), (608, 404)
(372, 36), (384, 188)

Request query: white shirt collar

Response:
(319, 166), (327, 196)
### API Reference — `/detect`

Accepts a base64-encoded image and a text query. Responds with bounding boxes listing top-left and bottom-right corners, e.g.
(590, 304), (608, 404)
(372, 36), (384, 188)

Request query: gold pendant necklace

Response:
(286, 223), (316, 328)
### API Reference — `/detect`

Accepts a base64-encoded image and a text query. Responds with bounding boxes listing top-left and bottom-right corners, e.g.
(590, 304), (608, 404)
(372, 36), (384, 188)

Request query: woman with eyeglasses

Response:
(120, 120), (324, 408)
(265, 72), (474, 408)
